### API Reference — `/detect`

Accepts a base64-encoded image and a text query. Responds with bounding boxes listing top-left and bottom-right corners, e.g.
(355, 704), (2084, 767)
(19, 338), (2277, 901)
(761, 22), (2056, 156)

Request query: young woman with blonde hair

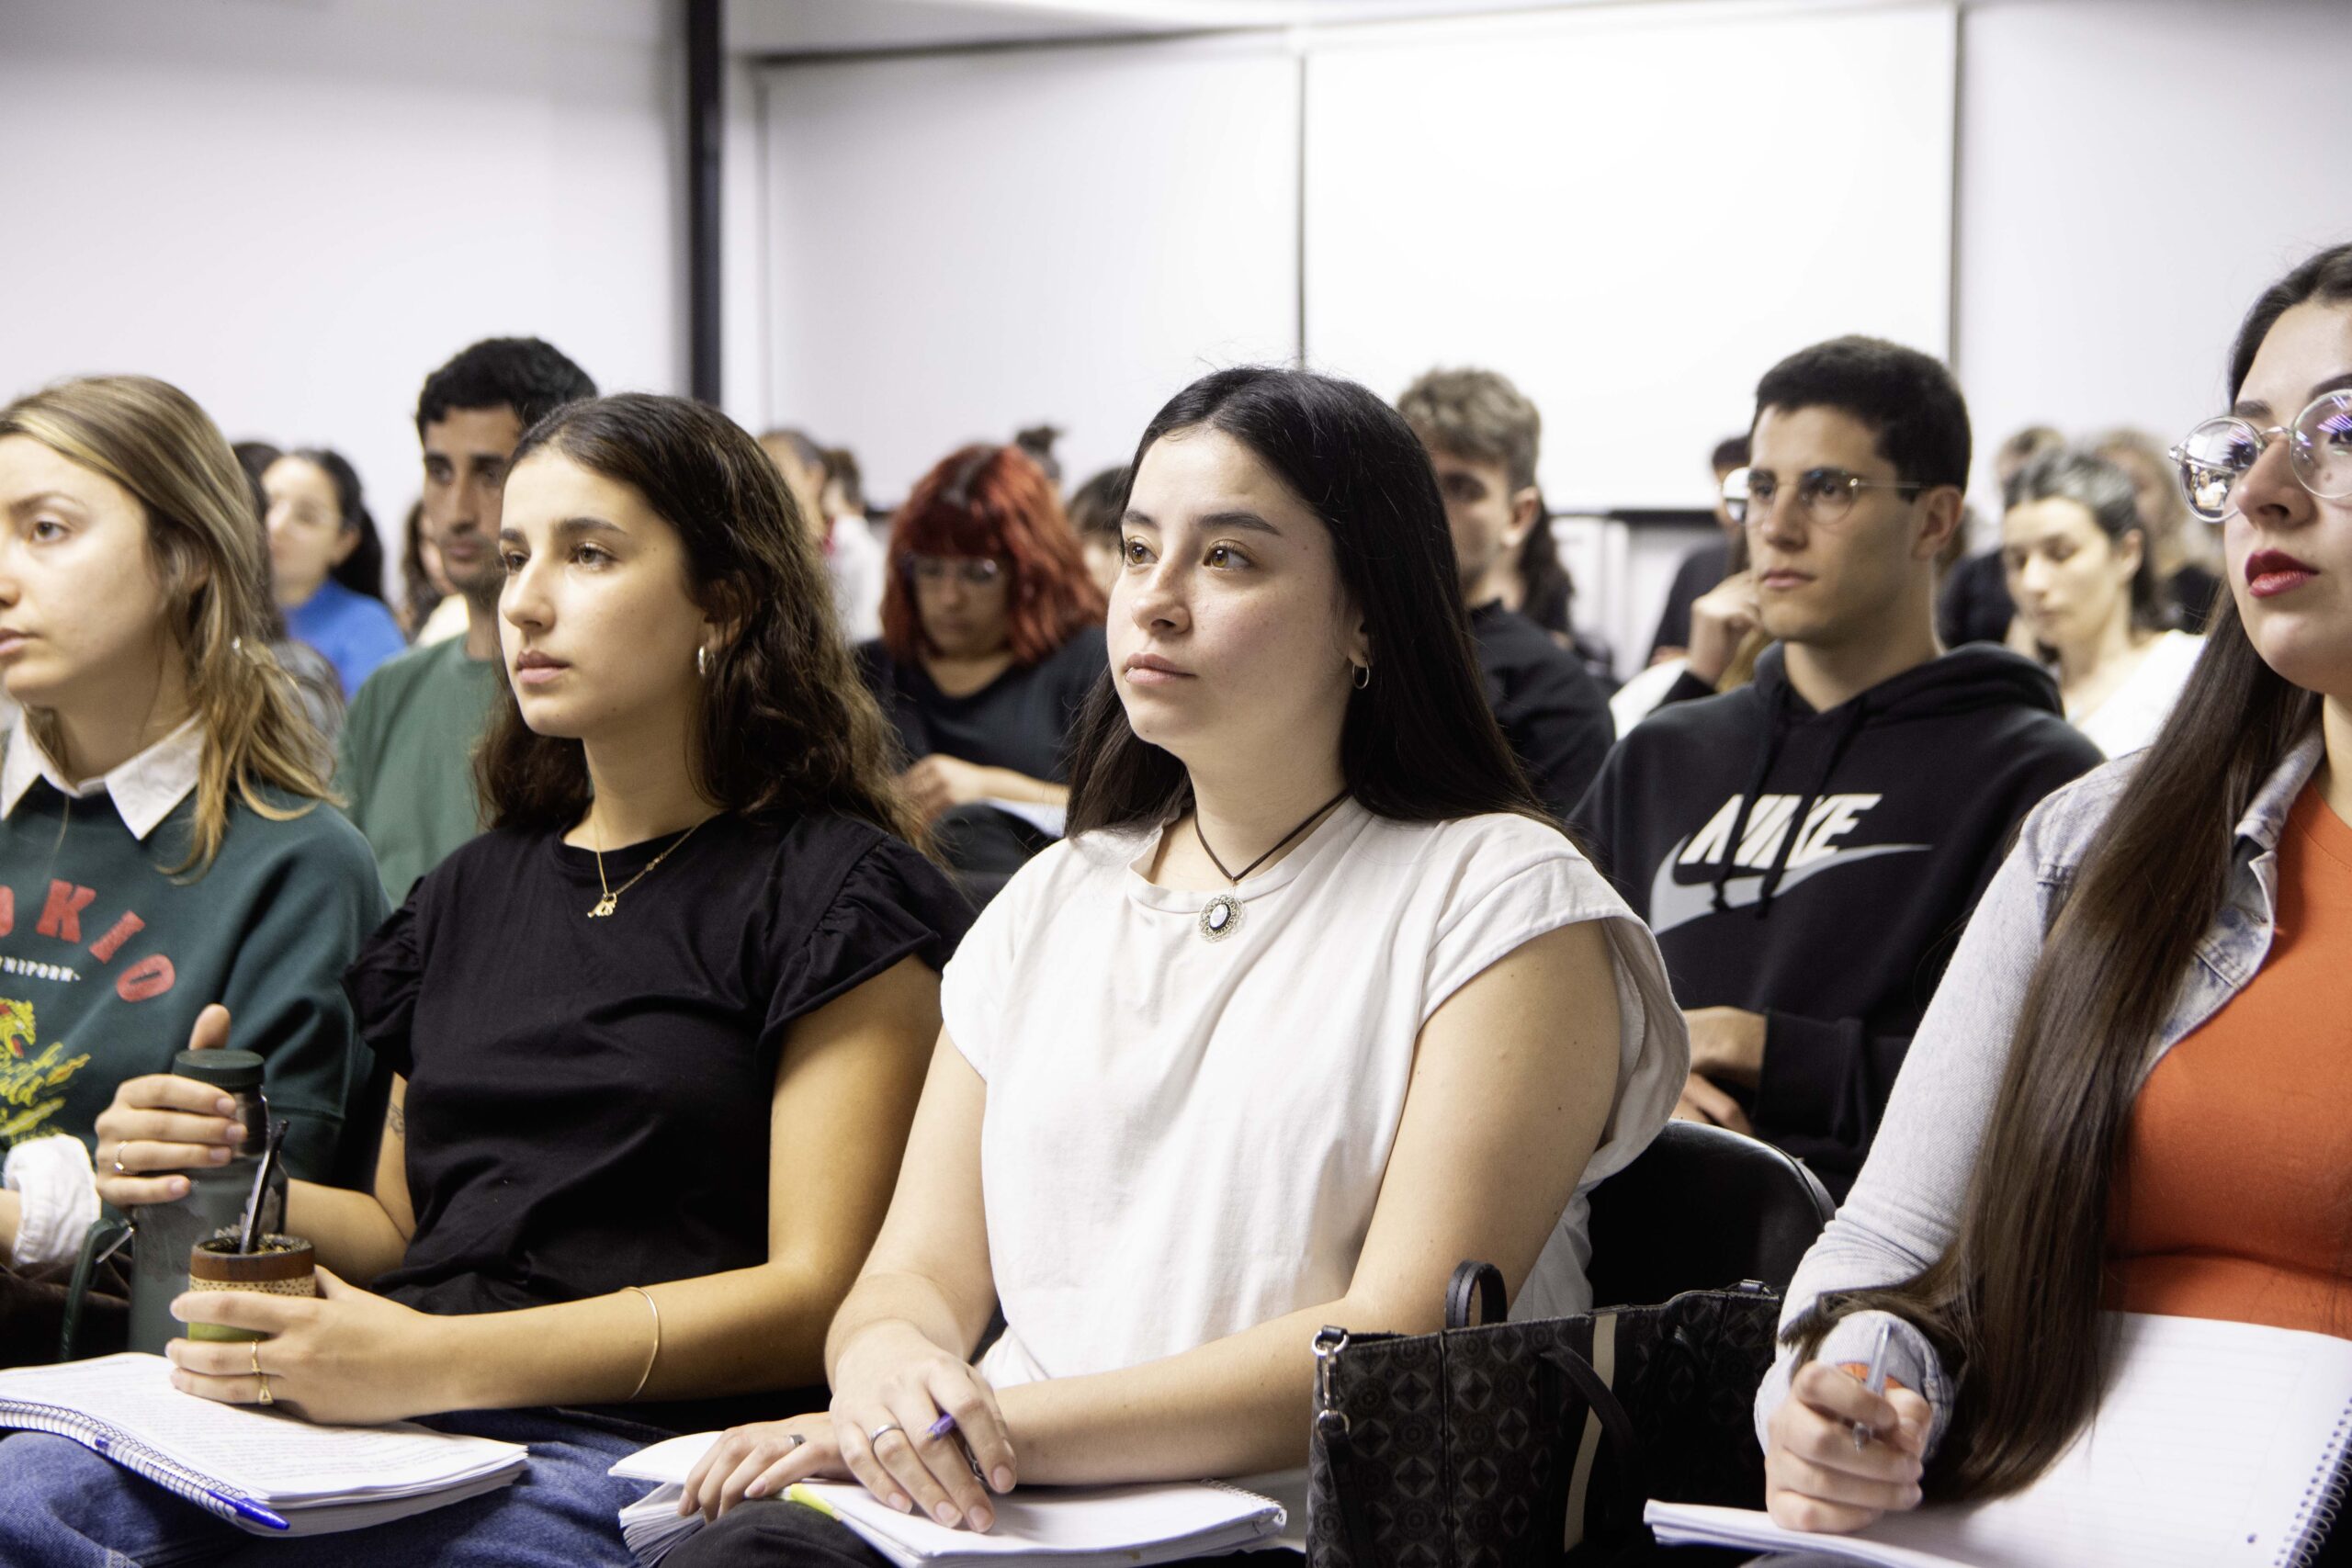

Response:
(0, 375), (384, 1358)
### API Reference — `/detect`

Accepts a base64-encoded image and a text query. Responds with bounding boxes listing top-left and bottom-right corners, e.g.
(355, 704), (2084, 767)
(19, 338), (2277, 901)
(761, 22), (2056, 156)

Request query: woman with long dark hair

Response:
(1758, 243), (2352, 1530)
(664, 367), (1685, 1565)
(7, 394), (970, 1564)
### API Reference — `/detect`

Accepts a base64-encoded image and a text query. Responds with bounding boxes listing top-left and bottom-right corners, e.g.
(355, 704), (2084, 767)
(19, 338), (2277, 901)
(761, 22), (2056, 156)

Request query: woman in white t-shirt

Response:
(668, 367), (1687, 1563)
(2002, 447), (2204, 759)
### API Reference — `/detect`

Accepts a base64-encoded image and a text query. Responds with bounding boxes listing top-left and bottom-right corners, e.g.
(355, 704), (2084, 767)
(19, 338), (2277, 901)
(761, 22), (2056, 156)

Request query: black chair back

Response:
(1583, 1121), (1836, 1309)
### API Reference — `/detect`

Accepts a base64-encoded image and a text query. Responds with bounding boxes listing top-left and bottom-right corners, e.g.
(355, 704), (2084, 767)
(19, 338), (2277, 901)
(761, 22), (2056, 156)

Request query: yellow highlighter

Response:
(784, 1483), (839, 1519)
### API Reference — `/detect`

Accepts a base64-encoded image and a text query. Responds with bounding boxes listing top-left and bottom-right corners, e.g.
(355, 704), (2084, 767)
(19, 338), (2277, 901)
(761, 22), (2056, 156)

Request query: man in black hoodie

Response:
(1572, 337), (2099, 1198)
(1398, 367), (1615, 816)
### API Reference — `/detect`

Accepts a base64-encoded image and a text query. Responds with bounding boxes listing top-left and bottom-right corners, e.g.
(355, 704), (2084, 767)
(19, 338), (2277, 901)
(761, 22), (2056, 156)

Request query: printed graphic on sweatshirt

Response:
(0, 877), (178, 1146)
(0, 1001), (93, 1145)
(1648, 791), (1929, 936)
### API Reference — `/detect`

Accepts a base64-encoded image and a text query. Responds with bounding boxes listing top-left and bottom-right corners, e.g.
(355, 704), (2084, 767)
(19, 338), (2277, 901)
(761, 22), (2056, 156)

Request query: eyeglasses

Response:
(1721, 466), (1925, 530)
(900, 554), (1005, 588)
(2170, 389), (2352, 524)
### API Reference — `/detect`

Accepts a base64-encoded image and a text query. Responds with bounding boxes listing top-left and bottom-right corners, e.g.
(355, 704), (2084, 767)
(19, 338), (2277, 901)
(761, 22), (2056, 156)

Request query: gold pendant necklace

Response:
(588, 815), (714, 918)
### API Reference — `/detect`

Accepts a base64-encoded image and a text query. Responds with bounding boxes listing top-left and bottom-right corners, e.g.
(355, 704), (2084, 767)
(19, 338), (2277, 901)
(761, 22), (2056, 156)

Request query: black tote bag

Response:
(1306, 1263), (1781, 1568)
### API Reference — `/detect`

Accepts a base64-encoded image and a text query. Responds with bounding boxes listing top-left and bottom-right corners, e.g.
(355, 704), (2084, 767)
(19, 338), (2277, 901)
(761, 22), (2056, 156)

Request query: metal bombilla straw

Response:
(234, 1120), (289, 1255)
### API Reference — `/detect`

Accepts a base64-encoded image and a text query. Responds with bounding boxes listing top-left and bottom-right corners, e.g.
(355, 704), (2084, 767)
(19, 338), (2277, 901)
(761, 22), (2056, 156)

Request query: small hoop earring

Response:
(1351, 662), (1371, 691)
(696, 647), (709, 678)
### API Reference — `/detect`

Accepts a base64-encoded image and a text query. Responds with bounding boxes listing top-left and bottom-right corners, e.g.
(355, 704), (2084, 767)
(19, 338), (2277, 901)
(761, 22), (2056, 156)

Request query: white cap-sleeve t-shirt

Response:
(940, 802), (1687, 1539)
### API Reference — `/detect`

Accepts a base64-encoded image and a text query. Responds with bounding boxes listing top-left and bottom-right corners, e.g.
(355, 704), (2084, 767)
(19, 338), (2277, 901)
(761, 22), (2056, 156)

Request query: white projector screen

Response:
(1303, 1), (1958, 512)
(761, 36), (1301, 506)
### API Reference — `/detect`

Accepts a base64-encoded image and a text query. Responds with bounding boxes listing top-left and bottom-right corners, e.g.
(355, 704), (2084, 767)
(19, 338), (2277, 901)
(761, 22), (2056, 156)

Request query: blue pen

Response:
(926, 1412), (989, 1486)
(211, 1491), (291, 1531)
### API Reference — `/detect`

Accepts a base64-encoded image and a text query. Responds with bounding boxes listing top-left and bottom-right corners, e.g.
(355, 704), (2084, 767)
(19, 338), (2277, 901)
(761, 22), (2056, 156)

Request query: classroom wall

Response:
(753, 0), (2352, 658)
(0, 0), (688, 595)
(1951, 0), (2352, 528)
(759, 33), (1302, 513)
(12, 0), (2347, 641)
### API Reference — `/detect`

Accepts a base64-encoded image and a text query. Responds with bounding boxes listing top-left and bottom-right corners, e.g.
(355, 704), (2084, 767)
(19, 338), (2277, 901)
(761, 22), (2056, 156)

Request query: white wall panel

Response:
(1303, 2), (1957, 513)
(1953, 0), (2352, 525)
(0, 0), (684, 586)
(761, 37), (1301, 504)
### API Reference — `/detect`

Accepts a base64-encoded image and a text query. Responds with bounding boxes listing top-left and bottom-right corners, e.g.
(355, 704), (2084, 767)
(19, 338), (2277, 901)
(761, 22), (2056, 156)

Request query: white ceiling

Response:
(727, 0), (1613, 55)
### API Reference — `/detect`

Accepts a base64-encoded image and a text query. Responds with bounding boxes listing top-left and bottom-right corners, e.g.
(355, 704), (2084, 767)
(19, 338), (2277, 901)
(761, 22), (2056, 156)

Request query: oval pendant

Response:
(1199, 894), (1242, 943)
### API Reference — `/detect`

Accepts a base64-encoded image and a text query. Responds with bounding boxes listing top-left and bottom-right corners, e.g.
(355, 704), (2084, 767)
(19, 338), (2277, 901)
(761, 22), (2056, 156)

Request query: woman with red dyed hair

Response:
(859, 443), (1107, 899)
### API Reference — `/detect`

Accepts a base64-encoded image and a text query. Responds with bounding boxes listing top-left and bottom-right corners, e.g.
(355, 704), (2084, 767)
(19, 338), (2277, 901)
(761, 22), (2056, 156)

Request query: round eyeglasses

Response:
(900, 554), (1005, 588)
(2170, 389), (2352, 524)
(1720, 466), (1925, 530)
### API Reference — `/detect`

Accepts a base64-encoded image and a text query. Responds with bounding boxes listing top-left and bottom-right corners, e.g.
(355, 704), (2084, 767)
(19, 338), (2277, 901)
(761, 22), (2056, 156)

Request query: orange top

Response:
(2109, 784), (2352, 1338)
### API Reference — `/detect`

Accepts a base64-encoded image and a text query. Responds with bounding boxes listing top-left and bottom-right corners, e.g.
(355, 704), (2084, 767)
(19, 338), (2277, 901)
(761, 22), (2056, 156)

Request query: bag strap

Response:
(1544, 1335), (1649, 1551)
(1317, 1405), (1387, 1568)
(1445, 1259), (1505, 1330)
(59, 1216), (131, 1364)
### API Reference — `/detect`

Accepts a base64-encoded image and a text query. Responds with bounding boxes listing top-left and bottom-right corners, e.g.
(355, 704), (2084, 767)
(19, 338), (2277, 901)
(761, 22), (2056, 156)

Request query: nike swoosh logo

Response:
(1646, 836), (1931, 937)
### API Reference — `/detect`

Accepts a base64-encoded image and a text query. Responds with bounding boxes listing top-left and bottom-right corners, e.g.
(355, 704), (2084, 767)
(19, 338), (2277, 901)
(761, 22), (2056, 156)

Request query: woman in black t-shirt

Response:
(40, 395), (970, 1568)
(858, 444), (1107, 900)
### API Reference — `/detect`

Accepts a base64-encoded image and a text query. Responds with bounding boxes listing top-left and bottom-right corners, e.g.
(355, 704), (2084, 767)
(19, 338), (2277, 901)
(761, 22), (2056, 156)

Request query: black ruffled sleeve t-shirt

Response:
(345, 811), (970, 1348)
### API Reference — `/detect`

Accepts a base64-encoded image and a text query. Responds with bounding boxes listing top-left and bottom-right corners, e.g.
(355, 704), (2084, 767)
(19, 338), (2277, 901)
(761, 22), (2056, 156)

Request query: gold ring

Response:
(250, 1342), (272, 1406)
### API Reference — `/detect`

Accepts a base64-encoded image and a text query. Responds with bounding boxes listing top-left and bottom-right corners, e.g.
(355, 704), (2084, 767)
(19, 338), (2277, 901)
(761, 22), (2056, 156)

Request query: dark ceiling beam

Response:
(686, 0), (722, 404)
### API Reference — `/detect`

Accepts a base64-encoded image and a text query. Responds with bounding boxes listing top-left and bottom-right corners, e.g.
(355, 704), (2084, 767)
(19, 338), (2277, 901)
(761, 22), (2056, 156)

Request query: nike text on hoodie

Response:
(1570, 643), (2102, 1197)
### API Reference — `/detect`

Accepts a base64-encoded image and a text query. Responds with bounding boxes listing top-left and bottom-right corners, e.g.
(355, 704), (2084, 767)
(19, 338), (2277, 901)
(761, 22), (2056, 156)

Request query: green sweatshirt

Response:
(336, 636), (503, 902)
(0, 777), (389, 1183)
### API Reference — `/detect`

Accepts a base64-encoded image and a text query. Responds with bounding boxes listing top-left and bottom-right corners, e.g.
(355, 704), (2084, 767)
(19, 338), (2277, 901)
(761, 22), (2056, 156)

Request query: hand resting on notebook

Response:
(678, 1319), (1017, 1530)
(1763, 1359), (1931, 1533)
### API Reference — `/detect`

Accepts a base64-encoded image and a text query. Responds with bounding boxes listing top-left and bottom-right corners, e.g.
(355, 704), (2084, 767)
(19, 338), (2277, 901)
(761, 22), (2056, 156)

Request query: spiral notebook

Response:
(612, 1431), (1285, 1567)
(1648, 1312), (2352, 1568)
(0, 1353), (529, 1536)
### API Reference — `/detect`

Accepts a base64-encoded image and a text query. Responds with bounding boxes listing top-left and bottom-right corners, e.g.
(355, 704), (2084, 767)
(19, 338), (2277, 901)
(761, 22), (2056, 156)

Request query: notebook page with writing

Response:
(1650, 1313), (2352, 1568)
(0, 1353), (527, 1506)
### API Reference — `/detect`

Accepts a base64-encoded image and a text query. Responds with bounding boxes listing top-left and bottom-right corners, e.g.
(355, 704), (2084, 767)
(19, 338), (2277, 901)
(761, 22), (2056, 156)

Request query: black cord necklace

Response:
(1190, 786), (1351, 943)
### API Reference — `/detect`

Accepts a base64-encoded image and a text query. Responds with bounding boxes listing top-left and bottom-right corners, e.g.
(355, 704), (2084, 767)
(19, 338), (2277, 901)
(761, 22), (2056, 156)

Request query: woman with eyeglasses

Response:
(857, 445), (1107, 901)
(1999, 447), (2202, 758)
(1757, 242), (2352, 1544)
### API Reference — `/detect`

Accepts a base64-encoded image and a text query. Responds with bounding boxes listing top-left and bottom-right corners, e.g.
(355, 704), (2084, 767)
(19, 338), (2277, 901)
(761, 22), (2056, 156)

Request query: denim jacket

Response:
(1753, 731), (2326, 1455)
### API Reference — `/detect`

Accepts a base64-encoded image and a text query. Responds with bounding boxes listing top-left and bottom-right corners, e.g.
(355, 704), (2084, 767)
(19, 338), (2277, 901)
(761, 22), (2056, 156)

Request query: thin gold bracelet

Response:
(624, 1286), (661, 1401)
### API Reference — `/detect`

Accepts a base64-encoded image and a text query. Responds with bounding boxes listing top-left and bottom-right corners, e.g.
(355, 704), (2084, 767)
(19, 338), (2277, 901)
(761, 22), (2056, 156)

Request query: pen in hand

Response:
(927, 1412), (989, 1487)
(1852, 1318), (1894, 1451)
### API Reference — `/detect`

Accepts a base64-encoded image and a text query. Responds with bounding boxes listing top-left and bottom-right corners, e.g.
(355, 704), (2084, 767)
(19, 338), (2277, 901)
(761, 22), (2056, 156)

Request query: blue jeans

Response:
(0, 1406), (664, 1567)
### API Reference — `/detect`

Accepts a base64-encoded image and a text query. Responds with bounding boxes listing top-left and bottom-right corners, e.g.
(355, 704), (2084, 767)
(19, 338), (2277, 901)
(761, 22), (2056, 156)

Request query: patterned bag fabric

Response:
(1306, 1263), (1780, 1568)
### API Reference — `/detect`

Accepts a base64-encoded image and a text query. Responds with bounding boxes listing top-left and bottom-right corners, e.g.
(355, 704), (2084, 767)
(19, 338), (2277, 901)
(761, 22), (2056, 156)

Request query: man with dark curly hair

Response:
(336, 338), (596, 900)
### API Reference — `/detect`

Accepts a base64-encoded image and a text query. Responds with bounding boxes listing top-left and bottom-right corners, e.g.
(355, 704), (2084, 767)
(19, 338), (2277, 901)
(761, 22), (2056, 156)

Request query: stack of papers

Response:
(612, 1430), (1284, 1567)
(1649, 1313), (2352, 1568)
(0, 1353), (527, 1536)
